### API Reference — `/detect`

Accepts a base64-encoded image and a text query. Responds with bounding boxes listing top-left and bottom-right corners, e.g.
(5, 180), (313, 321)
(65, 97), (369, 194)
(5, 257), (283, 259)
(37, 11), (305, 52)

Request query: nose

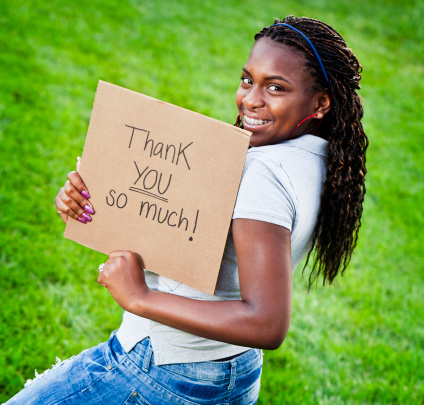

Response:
(242, 86), (265, 110)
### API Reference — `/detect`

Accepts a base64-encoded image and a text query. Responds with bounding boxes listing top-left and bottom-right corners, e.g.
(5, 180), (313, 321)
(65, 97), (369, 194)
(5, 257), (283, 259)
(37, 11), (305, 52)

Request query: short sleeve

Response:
(232, 152), (296, 231)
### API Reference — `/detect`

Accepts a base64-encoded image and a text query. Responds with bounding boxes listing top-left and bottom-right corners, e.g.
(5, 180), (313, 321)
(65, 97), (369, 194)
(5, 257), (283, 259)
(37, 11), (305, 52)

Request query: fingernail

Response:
(84, 205), (94, 215)
(78, 217), (87, 224)
(81, 190), (91, 199)
(81, 213), (92, 222)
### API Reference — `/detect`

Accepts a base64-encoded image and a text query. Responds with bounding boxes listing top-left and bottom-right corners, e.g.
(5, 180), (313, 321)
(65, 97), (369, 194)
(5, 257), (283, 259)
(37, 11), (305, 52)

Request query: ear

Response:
(314, 91), (331, 119)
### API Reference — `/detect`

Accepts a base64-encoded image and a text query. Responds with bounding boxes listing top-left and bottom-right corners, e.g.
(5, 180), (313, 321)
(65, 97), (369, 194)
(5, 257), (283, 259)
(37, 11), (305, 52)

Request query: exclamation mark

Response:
(189, 210), (199, 241)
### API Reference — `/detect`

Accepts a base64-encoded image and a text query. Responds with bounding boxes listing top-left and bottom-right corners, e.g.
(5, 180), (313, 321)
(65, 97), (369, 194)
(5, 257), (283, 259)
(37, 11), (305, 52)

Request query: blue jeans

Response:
(5, 331), (263, 405)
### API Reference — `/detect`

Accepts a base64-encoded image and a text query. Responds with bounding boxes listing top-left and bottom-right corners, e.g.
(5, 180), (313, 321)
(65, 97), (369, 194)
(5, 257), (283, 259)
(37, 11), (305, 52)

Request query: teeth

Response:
(244, 116), (269, 126)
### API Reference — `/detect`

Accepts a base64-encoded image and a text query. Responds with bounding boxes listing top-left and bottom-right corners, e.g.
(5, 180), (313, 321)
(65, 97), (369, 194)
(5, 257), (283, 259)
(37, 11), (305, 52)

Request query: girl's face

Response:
(236, 38), (324, 147)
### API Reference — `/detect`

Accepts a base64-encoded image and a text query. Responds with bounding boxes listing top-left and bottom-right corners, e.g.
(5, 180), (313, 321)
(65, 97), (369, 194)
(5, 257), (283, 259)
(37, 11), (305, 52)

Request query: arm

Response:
(98, 218), (293, 350)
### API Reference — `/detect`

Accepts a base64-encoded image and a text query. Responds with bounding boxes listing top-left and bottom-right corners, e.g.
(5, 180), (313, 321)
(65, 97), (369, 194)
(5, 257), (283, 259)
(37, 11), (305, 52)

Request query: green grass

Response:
(1, 0), (423, 403)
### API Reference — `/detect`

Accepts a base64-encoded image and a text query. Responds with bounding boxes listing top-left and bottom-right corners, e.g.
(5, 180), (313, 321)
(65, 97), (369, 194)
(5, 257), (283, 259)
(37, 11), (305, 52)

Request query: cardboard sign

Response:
(64, 81), (251, 295)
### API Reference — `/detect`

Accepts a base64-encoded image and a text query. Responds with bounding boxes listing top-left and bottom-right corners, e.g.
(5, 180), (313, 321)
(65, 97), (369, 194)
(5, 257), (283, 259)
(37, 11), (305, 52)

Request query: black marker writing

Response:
(129, 187), (168, 203)
(189, 210), (199, 241)
(133, 161), (172, 195)
(106, 190), (128, 208)
(139, 201), (199, 241)
(126, 124), (193, 170)
(125, 125), (148, 148)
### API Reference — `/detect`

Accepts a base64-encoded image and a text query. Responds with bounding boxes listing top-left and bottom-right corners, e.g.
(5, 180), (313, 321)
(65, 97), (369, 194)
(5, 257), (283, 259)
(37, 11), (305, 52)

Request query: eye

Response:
(268, 84), (285, 92)
(240, 76), (252, 85)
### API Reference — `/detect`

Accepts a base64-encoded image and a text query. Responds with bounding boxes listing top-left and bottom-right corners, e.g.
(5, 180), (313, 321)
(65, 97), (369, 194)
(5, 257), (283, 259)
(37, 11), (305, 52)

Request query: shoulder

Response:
(246, 135), (329, 165)
(233, 135), (329, 230)
(242, 135), (328, 188)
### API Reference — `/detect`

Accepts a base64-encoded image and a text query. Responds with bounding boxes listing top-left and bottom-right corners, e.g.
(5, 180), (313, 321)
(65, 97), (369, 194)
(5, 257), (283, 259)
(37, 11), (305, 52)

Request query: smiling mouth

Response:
(243, 116), (272, 126)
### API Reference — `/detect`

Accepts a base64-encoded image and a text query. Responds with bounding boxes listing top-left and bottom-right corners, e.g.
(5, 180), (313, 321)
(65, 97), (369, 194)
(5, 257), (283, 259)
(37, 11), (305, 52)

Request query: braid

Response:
(256, 16), (369, 285)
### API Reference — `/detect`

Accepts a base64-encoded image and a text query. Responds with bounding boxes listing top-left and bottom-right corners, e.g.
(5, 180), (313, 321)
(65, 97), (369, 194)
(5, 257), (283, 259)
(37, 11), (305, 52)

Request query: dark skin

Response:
(57, 171), (292, 349)
(55, 39), (330, 350)
(236, 38), (330, 145)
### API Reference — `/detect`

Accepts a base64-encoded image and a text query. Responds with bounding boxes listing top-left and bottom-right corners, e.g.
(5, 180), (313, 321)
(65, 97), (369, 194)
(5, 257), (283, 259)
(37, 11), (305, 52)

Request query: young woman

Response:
(6, 15), (368, 405)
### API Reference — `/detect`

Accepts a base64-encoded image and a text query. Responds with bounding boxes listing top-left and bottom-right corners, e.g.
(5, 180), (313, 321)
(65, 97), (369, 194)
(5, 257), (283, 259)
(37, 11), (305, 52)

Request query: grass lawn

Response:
(1, 0), (423, 403)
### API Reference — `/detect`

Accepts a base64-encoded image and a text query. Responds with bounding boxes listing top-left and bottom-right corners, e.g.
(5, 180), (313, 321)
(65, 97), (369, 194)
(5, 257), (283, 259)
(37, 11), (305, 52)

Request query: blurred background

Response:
(1, 0), (423, 403)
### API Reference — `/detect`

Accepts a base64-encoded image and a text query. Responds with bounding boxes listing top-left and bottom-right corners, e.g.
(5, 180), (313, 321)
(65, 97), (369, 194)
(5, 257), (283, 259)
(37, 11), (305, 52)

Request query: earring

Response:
(234, 114), (243, 128)
(289, 113), (321, 140)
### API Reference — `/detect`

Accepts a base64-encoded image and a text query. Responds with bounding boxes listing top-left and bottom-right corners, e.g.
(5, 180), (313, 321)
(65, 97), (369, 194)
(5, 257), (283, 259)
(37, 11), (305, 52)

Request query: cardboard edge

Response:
(65, 80), (252, 295)
(63, 226), (108, 257)
(211, 140), (250, 294)
(97, 80), (252, 140)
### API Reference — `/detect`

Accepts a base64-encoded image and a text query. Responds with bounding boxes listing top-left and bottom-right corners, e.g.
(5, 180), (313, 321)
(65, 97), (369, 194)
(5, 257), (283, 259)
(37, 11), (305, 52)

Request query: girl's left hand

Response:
(97, 250), (149, 312)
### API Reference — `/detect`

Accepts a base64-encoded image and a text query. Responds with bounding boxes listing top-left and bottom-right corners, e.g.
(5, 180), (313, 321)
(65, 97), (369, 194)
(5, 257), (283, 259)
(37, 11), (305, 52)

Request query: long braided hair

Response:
(255, 16), (369, 285)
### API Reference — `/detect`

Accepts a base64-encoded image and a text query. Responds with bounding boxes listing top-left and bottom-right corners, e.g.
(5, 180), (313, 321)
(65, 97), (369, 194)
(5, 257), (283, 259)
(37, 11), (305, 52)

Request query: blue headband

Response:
(271, 23), (330, 89)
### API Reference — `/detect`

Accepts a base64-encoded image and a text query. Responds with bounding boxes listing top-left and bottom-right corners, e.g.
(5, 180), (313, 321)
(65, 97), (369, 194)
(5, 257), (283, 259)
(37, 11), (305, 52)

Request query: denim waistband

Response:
(124, 334), (262, 381)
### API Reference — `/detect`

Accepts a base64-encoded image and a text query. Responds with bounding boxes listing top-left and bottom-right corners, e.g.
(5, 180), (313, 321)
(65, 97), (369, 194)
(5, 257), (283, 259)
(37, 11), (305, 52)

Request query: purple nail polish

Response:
(78, 217), (87, 224)
(81, 213), (92, 222)
(81, 190), (91, 199)
(84, 205), (94, 215)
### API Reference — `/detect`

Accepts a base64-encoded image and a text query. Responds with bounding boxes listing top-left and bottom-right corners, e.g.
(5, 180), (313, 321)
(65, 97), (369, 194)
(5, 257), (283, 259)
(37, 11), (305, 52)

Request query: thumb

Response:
(76, 156), (82, 172)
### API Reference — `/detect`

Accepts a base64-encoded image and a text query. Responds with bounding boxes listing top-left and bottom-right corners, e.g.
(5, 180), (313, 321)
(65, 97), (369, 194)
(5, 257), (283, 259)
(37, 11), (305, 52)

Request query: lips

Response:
(243, 116), (271, 126)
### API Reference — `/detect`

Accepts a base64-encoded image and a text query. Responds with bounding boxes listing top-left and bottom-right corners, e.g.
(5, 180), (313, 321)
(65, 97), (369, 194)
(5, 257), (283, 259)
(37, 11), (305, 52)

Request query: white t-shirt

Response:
(116, 135), (329, 365)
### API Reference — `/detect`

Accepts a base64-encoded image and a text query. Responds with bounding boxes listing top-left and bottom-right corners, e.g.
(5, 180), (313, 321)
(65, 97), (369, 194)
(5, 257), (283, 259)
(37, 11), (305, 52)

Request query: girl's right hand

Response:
(55, 158), (95, 224)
